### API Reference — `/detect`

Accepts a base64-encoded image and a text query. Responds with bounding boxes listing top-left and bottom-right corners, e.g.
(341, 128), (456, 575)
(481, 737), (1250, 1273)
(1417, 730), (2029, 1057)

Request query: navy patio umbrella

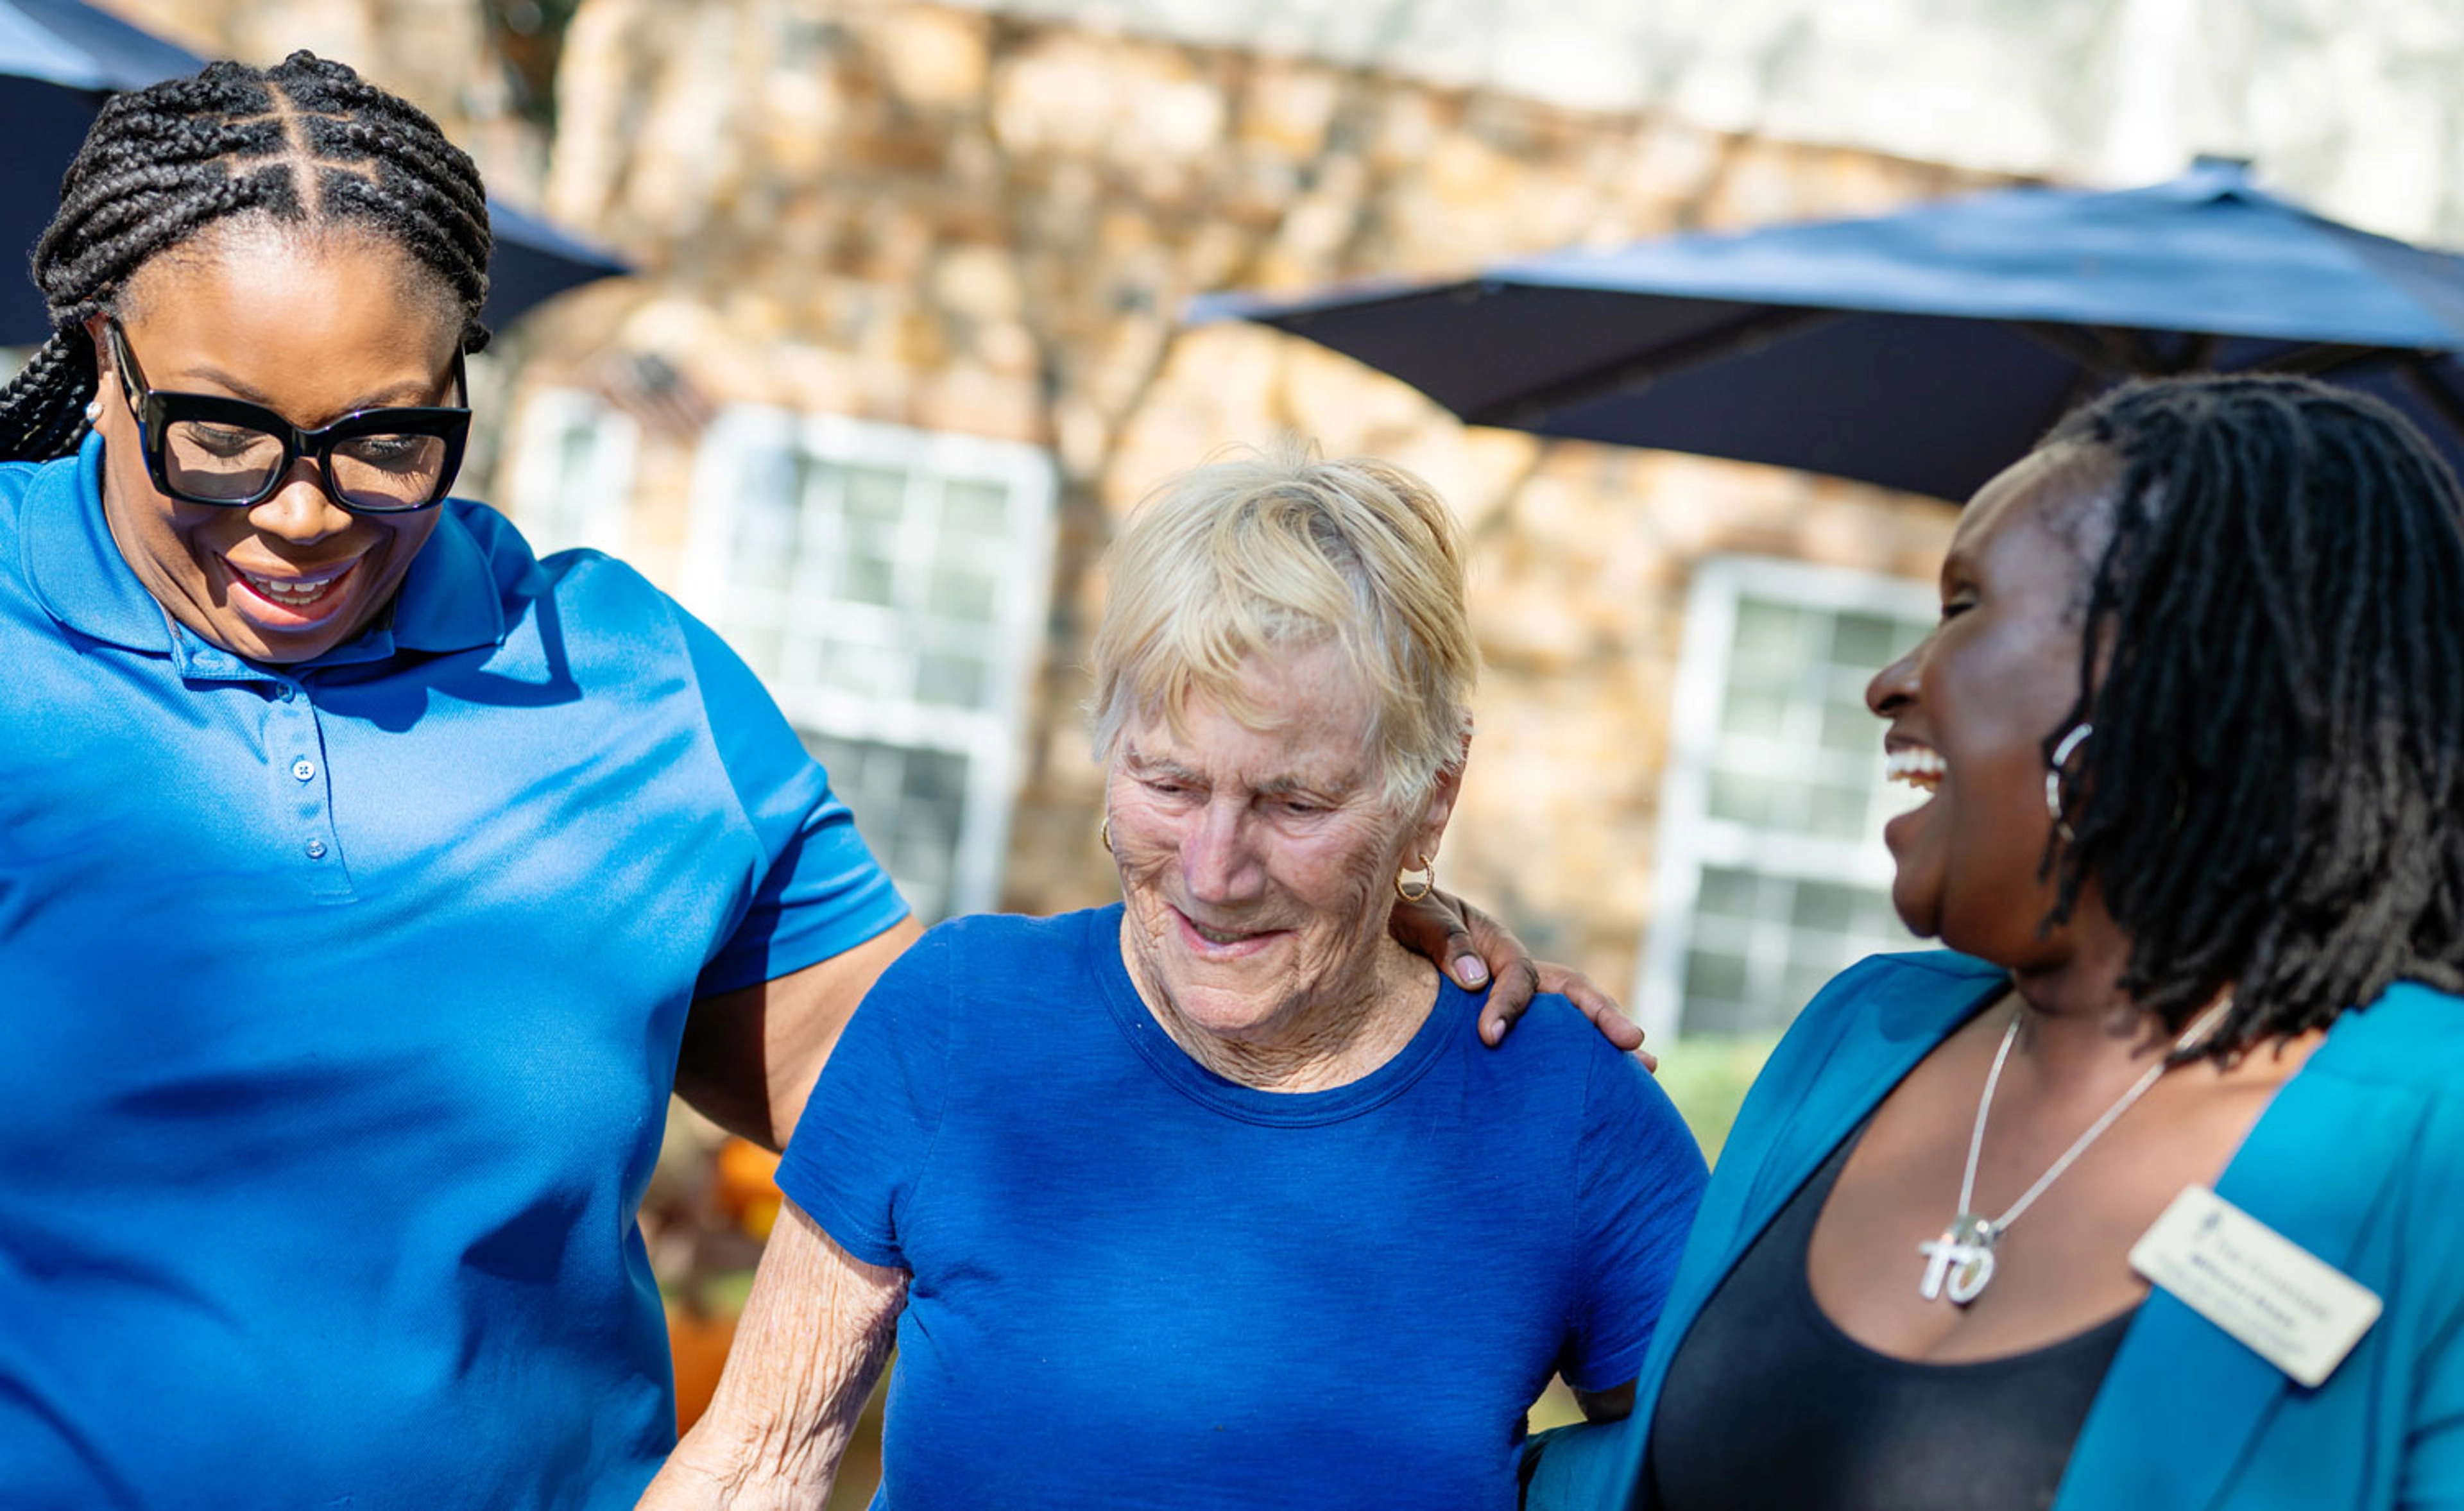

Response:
(1192, 158), (2464, 502)
(0, 0), (627, 343)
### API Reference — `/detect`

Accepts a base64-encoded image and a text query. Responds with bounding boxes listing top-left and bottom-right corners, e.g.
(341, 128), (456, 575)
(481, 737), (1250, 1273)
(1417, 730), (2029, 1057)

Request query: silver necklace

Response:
(1917, 995), (2233, 1306)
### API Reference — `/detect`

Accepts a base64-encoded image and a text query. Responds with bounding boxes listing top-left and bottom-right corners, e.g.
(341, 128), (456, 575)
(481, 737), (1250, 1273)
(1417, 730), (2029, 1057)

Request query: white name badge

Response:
(2129, 1186), (2382, 1388)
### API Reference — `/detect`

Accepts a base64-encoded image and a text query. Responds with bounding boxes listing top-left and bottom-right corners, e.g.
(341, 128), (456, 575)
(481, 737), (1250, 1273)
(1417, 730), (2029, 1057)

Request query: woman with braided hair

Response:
(0, 51), (1608, 1511)
(1523, 374), (2464, 1510)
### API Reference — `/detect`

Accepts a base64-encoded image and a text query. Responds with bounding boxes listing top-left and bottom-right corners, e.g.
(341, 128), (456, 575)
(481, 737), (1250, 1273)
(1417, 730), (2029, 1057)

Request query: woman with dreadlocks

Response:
(0, 51), (1600, 1511)
(1523, 375), (2464, 1511)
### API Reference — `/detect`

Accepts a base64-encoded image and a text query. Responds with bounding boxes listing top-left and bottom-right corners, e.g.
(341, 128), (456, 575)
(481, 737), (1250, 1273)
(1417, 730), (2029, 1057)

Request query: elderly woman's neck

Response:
(1121, 924), (1441, 1093)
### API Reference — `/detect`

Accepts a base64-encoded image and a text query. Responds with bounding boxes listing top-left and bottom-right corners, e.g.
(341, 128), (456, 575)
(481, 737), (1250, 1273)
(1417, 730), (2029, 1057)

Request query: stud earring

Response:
(81, 398), (99, 422)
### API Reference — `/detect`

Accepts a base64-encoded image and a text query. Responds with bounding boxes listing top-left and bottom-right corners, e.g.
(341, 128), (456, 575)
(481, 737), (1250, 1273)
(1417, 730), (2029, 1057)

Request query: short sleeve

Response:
(1561, 1051), (1710, 1392)
(773, 924), (959, 1270)
(676, 605), (909, 996)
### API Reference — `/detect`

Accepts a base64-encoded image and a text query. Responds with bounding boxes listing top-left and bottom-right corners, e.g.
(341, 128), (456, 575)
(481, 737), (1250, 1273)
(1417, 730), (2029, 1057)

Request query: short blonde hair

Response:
(1089, 441), (1478, 805)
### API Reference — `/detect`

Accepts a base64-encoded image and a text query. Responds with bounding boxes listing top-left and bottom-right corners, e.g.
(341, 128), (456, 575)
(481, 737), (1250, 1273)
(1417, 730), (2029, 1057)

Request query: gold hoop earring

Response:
(1394, 851), (1435, 903)
(1099, 817), (1112, 853)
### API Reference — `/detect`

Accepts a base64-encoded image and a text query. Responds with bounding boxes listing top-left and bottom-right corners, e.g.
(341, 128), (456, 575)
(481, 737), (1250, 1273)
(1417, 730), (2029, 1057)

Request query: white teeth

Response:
(1885, 746), (1946, 789)
(239, 567), (346, 607)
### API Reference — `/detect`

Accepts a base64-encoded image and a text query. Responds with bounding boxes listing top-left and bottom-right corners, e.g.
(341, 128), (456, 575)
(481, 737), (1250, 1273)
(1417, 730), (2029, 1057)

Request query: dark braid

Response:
(2040, 375), (2464, 1058)
(0, 51), (492, 462)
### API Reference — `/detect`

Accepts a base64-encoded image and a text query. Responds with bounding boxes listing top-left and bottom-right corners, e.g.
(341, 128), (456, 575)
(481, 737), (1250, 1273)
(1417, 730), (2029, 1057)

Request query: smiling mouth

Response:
(1885, 744), (1945, 793)
(227, 558), (359, 617)
(1175, 910), (1285, 950)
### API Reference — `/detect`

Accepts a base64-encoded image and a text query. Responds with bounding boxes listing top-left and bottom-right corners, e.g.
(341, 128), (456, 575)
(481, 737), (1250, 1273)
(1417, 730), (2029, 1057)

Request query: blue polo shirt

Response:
(0, 436), (907, 1509)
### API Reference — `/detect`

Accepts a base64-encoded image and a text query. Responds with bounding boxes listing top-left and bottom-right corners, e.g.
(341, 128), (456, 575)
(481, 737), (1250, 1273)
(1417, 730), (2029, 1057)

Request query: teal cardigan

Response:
(1527, 952), (2464, 1511)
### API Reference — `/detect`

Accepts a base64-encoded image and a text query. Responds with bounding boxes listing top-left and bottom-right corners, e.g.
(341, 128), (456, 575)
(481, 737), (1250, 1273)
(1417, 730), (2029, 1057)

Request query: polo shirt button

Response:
(305, 839), (329, 860)
(275, 684), (297, 702)
(292, 758), (316, 781)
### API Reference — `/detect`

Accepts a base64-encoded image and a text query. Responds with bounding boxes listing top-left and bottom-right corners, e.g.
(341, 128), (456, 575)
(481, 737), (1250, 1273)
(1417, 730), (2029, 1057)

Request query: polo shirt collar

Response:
(386, 501), (505, 656)
(22, 432), (173, 654)
(22, 431), (507, 668)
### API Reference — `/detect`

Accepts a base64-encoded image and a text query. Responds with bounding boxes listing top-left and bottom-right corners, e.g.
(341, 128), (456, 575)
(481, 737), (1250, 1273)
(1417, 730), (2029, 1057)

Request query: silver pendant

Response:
(1918, 1212), (1998, 1305)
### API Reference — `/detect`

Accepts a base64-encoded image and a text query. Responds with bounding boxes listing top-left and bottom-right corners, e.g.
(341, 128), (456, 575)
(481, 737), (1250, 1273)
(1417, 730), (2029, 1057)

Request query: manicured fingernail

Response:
(1455, 955), (1487, 986)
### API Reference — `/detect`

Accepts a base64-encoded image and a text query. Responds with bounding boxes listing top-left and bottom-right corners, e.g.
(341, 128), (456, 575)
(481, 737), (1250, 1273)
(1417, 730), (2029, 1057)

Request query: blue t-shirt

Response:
(0, 436), (908, 1509)
(778, 906), (1707, 1511)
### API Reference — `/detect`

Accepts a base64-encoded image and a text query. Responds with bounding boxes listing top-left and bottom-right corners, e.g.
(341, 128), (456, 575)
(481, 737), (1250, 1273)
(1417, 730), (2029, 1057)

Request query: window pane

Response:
(1707, 767), (1773, 826)
(819, 637), (905, 699)
(1724, 642), (1800, 693)
(735, 491), (798, 591)
(556, 420), (596, 479)
(838, 516), (896, 558)
(1733, 599), (1802, 656)
(844, 465), (906, 520)
(1684, 948), (1749, 1006)
(1791, 880), (1858, 933)
(1829, 610), (1908, 669)
(840, 553), (896, 607)
(900, 747), (968, 805)
(731, 627), (783, 684)
(1820, 695), (1876, 753)
(1860, 889), (1912, 939)
(1697, 866), (1760, 920)
(928, 563), (998, 624)
(943, 479), (1010, 536)
(916, 651), (986, 707)
(1760, 773), (1817, 832)
(1720, 686), (1790, 739)
(1808, 780), (1872, 840)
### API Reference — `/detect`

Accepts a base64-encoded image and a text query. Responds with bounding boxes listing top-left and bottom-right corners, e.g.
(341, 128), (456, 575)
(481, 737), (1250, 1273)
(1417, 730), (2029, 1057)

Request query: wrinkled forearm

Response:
(638, 1202), (908, 1509)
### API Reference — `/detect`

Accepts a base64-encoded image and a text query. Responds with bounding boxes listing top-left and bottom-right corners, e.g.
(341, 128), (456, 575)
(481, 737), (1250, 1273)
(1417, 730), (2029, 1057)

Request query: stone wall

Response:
(112, 0), (1971, 1004)
(945, 0), (2464, 245)
(536, 0), (1973, 989)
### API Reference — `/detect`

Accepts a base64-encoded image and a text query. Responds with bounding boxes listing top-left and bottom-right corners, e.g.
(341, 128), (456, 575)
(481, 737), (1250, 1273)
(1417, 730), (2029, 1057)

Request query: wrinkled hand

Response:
(1387, 890), (1654, 1070)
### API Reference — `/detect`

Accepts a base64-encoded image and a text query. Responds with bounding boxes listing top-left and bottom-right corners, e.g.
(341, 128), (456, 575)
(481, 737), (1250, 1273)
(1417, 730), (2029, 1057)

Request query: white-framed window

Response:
(509, 388), (638, 556)
(685, 409), (1057, 923)
(1638, 556), (1940, 1042)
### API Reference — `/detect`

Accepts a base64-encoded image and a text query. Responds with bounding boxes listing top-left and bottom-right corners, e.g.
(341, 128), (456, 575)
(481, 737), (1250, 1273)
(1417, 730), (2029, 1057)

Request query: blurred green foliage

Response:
(1654, 1034), (1783, 1165)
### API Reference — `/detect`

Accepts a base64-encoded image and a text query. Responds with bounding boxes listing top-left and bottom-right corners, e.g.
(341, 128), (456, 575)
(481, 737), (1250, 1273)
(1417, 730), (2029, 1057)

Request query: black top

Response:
(1647, 1120), (2135, 1511)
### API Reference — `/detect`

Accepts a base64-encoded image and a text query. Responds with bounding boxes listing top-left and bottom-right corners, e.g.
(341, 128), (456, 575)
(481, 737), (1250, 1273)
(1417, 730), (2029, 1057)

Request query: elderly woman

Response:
(1525, 375), (2464, 1510)
(641, 448), (1709, 1508)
